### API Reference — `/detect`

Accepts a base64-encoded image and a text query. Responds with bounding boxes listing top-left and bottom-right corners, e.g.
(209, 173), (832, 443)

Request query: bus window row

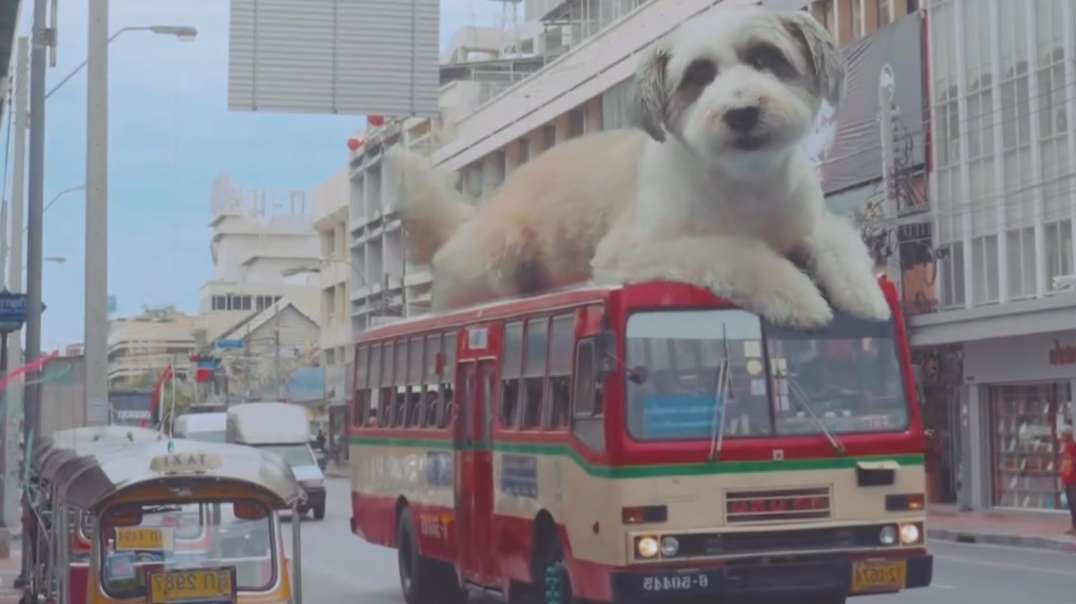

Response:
(500, 314), (576, 431)
(351, 332), (458, 430)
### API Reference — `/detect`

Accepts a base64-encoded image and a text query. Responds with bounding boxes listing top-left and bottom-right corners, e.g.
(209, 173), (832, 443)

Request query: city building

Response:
(908, 0), (1076, 513)
(207, 295), (320, 404)
(808, 0), (919, 46)
(200, 174), (321, 340)
(107, 305), (199, 389)
(311, 167), (352, 456)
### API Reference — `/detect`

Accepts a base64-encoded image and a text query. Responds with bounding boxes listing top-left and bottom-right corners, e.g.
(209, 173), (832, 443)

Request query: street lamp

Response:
(43, 184), (85, 214)
(45, 25), (198, 100)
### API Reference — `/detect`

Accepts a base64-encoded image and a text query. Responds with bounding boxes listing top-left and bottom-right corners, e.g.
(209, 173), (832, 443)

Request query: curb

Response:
(929, 528), (1076, 554)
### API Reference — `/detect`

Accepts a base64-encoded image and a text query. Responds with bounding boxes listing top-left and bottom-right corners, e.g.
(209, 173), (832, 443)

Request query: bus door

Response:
(454, 359), (497, 584)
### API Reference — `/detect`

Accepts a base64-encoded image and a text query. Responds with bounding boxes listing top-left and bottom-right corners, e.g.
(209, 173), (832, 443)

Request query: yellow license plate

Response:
(148, 568), (235, 603)
(852, 560), (907, 593)
(116, 527), (173, 552)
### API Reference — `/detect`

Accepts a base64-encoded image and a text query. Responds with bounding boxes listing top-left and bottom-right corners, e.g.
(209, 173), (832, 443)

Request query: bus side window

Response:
(424, 334), (442, 427)
(395, 339), (408, 427)
(502, 321), (524, 429)
(369, 343), (382, 427)
(439, 332), (458, 428)
(379, 342), (394, 427)
(573, 338), (603, 417)
(521, 318), (548, 429)
(572, 338), (605, 451)
(547, 314), (575, 430)
(353, 345), (369, 427)
(408, 337), (424, 427)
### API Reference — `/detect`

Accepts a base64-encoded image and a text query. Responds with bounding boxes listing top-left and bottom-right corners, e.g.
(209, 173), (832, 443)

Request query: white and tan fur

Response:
(387, 5), (889, 328)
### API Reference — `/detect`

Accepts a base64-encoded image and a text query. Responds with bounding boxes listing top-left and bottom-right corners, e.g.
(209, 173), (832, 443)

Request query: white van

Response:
(226, 402), (326, 519)
(172, 412), (227, 443)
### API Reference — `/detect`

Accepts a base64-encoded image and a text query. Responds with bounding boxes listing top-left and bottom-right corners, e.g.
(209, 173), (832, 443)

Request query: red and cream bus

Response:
(348, 279), (932, 604)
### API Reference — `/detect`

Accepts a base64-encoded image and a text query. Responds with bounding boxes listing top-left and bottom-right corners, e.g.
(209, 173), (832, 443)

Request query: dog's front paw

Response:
(711, 264), (834, 329)
(828, 279), (892, 322)
(749, 281), (835, 330)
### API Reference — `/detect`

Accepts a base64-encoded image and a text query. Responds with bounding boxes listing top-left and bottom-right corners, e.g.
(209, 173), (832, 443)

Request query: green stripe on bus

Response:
(349, 435), (925, 479)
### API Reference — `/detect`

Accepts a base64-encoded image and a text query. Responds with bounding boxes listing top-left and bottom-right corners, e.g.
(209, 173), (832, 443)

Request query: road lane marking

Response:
(934, 554), (1075, 577)
(931, 583), (956, 590)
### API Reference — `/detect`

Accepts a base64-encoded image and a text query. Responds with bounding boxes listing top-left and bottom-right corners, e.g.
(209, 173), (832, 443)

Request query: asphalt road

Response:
(289, 478), (1076, 603)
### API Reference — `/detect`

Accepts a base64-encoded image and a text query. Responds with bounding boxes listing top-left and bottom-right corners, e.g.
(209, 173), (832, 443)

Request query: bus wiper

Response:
(778, 370), (847, 455)
(708, 325), (731, 461)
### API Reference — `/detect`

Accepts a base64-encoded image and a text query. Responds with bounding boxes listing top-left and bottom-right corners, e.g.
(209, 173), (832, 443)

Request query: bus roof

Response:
(356, 278), (901, 342)
(357, 282), (619, 342)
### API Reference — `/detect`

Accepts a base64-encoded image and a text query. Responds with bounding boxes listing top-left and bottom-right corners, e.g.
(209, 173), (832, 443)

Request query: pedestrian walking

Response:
(315, 429), (326, 452)
(1062, 427), (1076, 535)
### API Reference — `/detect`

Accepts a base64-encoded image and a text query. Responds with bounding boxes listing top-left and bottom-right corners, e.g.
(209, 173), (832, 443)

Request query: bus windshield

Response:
(625, 309), (908, 441)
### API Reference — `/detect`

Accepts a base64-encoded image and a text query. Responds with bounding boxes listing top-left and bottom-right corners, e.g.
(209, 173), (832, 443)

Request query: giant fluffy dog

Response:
(387, 5), (890, 328)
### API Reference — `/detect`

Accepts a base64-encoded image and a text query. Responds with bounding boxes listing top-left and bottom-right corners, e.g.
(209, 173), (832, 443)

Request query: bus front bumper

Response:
(610, 553), (932, 602)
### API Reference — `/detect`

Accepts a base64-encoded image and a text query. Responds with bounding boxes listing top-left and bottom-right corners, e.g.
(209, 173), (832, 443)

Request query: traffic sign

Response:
(216, 339), (244, 350)
(0, 290), (28, 334)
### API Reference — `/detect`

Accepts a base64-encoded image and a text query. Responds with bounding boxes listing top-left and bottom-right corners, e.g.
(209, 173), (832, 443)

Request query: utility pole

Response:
(21, 0), (49, 582)
(273, 300), (281, 400)
(2, 36), (28, 533)
(84, 0), (109, 426)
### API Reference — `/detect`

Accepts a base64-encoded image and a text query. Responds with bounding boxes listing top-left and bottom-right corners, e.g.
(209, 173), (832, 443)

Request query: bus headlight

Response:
(636, 536), (659, 559)
(660, 536), (680, 557)
(878, 525), (898, 546)
(899, 523), (921, 545)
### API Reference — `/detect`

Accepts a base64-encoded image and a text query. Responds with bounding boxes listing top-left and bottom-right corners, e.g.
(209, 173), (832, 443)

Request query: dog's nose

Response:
(724, 106), (760, 133)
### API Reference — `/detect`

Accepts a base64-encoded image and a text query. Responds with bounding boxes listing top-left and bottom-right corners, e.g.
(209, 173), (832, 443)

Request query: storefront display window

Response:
(989, 382), (1072, 509)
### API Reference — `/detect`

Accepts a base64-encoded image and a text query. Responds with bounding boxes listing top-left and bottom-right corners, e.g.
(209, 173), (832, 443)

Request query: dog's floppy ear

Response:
(780, 11), (844, 106)
(631, 41), (673, 142)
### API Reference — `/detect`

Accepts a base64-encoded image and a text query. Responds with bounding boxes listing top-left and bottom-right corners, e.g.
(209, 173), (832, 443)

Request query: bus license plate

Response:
(641, 573), (710, 592)
(148, 568), (235, 603)
(851, 561), (906, 593)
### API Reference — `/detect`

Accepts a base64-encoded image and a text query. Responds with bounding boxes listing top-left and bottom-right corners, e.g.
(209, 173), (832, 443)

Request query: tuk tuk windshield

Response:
(100, 500), (276, 599)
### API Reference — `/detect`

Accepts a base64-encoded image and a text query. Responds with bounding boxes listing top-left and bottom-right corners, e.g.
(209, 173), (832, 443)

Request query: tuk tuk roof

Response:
(57, 438), (303, 511)
(35, 426), (165, 483)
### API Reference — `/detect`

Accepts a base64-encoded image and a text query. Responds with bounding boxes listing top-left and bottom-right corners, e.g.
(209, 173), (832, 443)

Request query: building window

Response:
(939, 241), (965, 309)
(212, 296), (227, 311)
(543, 124), (557, 151)
(876, 0), (891, 28)
(1006, 227), (1036, 299)
(568, 108), (585, 139)
(971, 235), (999, 305)
(1046, 219), (1074, 288)
(850, 0), (863, 40)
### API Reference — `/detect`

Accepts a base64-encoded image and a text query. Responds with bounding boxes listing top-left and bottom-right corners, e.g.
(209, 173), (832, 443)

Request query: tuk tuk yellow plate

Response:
(115, 527), (174, 552)
(851, 560), (906, 593)
(147, 567), (236, 603)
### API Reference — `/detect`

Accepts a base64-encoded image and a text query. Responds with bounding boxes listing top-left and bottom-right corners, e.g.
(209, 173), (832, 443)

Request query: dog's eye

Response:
(747, 45), (789, 73)
(681, 59), (717, 89)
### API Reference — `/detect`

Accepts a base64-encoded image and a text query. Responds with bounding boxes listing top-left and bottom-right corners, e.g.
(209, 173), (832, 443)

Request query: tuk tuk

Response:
(53, 438), (305, 604)
(26, 426), (165, 603)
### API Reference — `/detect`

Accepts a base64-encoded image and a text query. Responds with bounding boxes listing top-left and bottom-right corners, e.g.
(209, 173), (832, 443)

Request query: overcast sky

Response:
(8, 1), (501, 351)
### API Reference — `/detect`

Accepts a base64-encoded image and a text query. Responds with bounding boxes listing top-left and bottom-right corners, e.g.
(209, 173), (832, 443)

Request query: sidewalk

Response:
(929, 504), (1076, 553)
(0, 543), (22, 604)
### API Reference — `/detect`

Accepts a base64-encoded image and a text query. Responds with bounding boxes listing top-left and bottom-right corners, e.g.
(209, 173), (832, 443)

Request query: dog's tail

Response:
(385, 147), (474, 265)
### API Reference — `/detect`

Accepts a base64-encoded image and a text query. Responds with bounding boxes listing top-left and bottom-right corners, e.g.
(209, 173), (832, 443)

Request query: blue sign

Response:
(641, 394), (723, 440)
(0, 291), (28, 332)
(216, 339), (245, 350)
(286, 367), (325, 403)
(500, 454), (538, 498)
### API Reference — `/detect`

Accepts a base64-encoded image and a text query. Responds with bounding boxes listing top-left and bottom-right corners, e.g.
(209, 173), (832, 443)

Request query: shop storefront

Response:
(912, 345), (963, 504)
(964, 331), (1076, 511)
